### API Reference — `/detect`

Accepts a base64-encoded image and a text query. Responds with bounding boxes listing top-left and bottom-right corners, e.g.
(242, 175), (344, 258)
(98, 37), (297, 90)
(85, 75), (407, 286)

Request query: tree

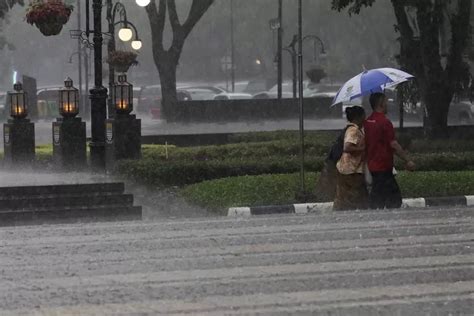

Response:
(332, 0), (472, 138)
(0, 0), (23, 18)
(145, 0), (214, 120)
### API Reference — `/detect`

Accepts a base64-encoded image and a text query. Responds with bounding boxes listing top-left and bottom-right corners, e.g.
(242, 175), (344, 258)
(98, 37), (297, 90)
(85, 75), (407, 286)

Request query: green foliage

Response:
(397, 171), (474, 198)
(116, 157), (325, 187)
(182, 173), (319, 211)
(182, 171), (474, 211)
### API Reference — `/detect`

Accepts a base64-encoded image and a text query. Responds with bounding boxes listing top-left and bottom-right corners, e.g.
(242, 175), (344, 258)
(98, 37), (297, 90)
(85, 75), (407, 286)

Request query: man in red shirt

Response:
(364, 93), (415, 209)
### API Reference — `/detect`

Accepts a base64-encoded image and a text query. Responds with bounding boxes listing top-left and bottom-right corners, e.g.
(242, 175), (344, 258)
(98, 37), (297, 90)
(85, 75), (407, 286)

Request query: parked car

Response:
(180, 85), (252, 100)
(447, 98), (474, 125)
(37, 86), (62, 120)
(252, 81), (312, 99)
(137, 85), (192, 120)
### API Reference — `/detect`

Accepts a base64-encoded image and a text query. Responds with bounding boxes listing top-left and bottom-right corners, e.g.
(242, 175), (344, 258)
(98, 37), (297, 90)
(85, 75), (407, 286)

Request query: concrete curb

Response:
(227, 195), (474, 217)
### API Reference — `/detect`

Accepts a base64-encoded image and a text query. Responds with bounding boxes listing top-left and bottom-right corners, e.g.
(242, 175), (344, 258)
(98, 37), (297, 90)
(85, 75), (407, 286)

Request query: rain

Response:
(0, 0), (473, 314)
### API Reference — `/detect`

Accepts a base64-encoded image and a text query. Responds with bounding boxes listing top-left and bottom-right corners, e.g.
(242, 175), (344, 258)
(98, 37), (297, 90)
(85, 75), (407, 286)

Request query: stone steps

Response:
(0, 182), (141, 226)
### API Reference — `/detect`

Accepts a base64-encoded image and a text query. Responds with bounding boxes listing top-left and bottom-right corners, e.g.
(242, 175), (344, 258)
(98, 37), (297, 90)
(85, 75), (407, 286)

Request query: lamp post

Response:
(284, 34), (326, 99)
(106, 1), (142, 119)
(87, 0), (108, 171)
(74, 0), (143, 171)
(3, 82), (35, 166)
(230, 0), (235, 92)
(297, 0), (305, 198)
(277, 0), (283, 99)
(105, 73), (141, 171)
(53, 78), (87, 170)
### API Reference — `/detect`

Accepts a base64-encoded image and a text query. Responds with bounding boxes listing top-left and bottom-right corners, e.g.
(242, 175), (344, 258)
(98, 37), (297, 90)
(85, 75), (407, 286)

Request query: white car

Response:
(180, 86), (252, 100)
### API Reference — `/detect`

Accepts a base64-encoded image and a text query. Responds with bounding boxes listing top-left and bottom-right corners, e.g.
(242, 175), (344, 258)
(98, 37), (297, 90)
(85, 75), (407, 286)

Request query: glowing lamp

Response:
(118, 27), (133, 42)
(131, 40), (142, 50)
(59, 78), (80, 118)
(114, 74), (133, 115)
(136, 0), (150, 7)
(9, 82), (28, 119)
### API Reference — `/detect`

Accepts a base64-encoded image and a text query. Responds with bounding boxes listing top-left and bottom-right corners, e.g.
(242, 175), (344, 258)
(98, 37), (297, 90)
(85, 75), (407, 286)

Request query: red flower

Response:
(26, 0), (73, 25)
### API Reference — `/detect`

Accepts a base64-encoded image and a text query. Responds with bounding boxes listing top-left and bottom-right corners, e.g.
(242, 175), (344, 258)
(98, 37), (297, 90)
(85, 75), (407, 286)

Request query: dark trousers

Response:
(370, 171), (402, 209)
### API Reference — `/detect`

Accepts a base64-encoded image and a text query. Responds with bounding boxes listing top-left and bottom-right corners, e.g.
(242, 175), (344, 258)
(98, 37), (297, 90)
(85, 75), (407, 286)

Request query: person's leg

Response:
(352, 173), (369, 210)
(369, 172), (386, 209)
(385, 173), (403, 209)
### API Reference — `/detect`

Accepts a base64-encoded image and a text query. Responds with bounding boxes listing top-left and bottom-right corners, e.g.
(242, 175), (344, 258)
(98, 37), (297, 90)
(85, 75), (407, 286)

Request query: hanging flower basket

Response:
(107, 51), (139, 73)
(26, 0), (74, 37)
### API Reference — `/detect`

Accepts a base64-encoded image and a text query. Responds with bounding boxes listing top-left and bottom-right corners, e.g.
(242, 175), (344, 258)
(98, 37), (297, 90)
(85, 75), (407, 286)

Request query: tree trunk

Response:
(156, 53), (178, 122)
(423, 82), (452, 139)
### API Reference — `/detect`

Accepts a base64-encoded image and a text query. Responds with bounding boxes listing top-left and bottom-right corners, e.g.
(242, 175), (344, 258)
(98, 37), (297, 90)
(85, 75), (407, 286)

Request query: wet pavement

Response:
(0, 207), (472, 315)
(1, 117), (422, 146)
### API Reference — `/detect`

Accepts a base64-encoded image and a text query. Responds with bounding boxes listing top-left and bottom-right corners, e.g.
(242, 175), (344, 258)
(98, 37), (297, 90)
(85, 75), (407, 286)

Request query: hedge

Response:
(182, 171), (474, 212)
(116, 151), (474, 187)
(116, 157), (325, 187)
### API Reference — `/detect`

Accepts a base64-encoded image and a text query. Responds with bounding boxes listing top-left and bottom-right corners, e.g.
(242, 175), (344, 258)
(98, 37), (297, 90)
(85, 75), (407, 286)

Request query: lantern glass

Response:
(114, 74), (134, 115)
(59, 78), (79, 118)
(9, 82), (28, 119)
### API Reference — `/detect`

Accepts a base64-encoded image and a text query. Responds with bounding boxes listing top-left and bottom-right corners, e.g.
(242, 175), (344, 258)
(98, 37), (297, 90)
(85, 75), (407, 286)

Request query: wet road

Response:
(2, 118), (422, 146)
(0, 207), (473, 315)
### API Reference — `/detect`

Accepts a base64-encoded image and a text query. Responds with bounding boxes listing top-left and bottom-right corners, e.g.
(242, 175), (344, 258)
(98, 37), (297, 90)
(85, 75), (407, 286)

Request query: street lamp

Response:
(113, 74), (133, 115)
(4, 81), (35, 166)
(9, 82), (28, 120)
(53, 78), (87, 170)
(59, 78), (80, 118)
(118, 26), (133, 42)
(131, 40), (143, 50)
(136, 0), (150, 7)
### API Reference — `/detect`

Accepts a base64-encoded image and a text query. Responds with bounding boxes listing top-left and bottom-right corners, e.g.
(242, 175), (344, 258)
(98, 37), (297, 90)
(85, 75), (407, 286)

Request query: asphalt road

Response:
(1, 207), (473, 315)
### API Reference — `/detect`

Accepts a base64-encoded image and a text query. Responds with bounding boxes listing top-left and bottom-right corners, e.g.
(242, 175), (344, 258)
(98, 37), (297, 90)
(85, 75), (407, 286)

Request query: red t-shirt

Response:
(364, 112), (395, 172)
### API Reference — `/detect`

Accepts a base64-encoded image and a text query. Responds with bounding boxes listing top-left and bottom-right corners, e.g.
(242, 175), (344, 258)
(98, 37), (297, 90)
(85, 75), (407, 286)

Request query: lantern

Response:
(9, 82), (28, 119)
(59, 78), (80, 118)
(114, 74), (133, 115)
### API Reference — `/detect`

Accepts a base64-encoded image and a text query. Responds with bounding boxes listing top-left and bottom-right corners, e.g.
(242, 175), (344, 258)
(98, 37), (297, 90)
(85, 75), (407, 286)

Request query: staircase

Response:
(0, 183), (142, 226)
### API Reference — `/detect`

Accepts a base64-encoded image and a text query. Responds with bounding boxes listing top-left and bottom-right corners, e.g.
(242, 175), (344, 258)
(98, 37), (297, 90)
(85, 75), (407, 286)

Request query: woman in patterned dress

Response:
(333, 106), (369, 211)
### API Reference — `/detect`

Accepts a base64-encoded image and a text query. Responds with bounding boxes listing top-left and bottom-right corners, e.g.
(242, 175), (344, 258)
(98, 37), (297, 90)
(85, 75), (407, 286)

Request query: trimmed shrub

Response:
(116, 157), (325, 187)
(182, 171), (474, 211)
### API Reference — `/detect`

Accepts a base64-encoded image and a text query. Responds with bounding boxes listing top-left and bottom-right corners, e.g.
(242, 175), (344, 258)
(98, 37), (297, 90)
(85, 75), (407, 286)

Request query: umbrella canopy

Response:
(332, 68), (414, 106)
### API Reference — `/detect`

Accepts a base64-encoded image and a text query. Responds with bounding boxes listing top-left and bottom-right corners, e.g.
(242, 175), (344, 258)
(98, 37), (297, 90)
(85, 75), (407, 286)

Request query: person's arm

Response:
(390, 140), (410, 162)
(386, 121), (415, 171)
(344, 142), (364, 153)
(343, 127), (364, 153)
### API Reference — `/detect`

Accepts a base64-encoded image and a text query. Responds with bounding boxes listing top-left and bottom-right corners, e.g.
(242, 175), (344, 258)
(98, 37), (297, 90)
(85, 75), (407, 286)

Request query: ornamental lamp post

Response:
(113, 74), (133, 115)
(3, 82), (35, 166)
(9, 82), (28, 120)
(106, 75), (141, 171)
(53, 78), (87, 170)
(59, 78), (80, 118)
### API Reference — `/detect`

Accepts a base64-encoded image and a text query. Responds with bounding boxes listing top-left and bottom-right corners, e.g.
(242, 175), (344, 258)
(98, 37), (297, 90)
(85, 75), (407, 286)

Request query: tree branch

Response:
(182, 0), (214, 39)
(146, 0), (166, 52)
(167, 0), (181, 32)
(168, 0), (214, 61)
(0, 0), (23, 19)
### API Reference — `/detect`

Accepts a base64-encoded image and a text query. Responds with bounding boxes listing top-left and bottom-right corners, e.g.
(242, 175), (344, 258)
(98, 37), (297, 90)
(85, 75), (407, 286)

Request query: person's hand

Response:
(405, 160), (416, 171)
